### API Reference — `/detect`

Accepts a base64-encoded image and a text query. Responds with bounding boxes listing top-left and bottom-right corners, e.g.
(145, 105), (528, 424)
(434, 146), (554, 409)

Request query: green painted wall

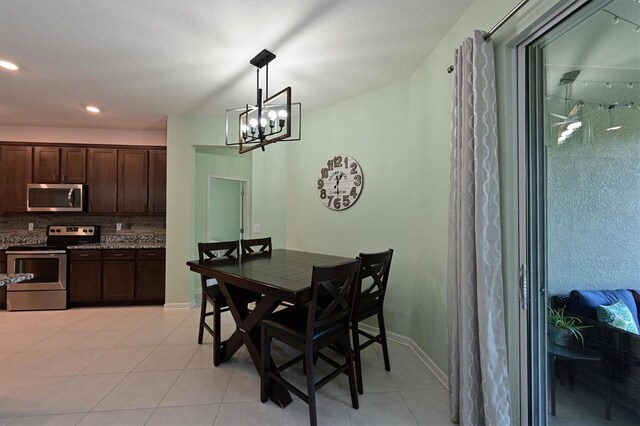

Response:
(285, 81), (412, 336)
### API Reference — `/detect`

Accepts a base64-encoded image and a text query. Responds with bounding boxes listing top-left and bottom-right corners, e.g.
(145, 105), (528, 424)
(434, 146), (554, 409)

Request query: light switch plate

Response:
(116, 223), (122, 231)
(253, 224), (261, 234)
(28, 222), (34, 231)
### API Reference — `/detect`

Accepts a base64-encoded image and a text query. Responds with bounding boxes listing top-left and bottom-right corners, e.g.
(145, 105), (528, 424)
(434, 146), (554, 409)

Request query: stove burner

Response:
(7, 225), (100, 252)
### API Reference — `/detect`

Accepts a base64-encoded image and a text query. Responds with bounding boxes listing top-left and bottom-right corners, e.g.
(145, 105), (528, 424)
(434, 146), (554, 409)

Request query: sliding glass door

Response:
(519, 1), (640, 424)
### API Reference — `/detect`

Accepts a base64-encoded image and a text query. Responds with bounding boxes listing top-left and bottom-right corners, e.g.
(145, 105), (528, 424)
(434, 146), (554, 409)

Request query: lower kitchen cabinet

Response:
(103, 250), (135, 301)
(136, 249), (165, 302)
(69, 250), (102, 303)
(68, 248), (165, 306)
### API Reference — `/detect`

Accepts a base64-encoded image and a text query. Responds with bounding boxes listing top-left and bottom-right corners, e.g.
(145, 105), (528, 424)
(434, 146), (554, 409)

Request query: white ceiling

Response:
(0, 0), (474, 131)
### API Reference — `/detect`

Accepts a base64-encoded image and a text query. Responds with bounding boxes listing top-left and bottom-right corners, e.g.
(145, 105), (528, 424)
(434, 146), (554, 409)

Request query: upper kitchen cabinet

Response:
(0, 145), (33, 212)
(60, 147), (86, 183)
(87, 148), (118, 213)
(118, 149), (148, 213)
(33, 146), (86, 183)
(148, 149), (166, 214)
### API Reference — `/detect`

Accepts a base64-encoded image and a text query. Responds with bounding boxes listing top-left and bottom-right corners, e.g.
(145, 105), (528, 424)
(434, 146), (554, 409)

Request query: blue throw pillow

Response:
(597, 300), (639, 334)
(569, 289), (640, 331)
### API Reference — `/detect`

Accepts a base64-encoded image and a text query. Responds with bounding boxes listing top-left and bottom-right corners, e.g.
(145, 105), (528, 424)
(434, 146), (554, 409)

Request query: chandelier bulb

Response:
(278, 110), (288, 119)
(249, 118), (258, 128)
(268, 111), (277, 121)
(259, 118), (267, 128)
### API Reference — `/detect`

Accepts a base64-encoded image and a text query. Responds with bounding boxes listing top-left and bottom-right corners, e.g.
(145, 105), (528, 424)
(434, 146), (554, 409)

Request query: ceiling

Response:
(0, 0), (474, 131)
(545, 0), (640, 109)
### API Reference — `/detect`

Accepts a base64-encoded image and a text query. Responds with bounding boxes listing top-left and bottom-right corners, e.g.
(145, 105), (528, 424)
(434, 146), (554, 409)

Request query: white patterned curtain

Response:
(447, 30), (511, 426)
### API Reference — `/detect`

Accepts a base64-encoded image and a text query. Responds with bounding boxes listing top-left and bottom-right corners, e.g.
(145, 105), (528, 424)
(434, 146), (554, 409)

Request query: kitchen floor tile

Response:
(71, 329), (134, 350)
(401, 389), (453, 426)
(133, 344), (198, 372)
(213, 401), (283, 426)
(21, 331), (93, 353)
(25, 373), (125, 416)
(389, 357), (445, 391)
(282, 396), (352, 426)
(7, 412), (86, 425)
(91, 370), (180, 411)
(146, 404), (219, 426)
(76, 408), (154, 425)
(26, 349), (107, 378)
(116, 328), (173, 348)
(0, 376), (69, 419)
(78, 346), (155, 375)
(160, 367), (232, 407)
(346, 391), (418, 425)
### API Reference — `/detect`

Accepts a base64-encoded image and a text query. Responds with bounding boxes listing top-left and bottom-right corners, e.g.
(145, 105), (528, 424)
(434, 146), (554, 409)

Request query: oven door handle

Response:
(7, 250), (67, 255)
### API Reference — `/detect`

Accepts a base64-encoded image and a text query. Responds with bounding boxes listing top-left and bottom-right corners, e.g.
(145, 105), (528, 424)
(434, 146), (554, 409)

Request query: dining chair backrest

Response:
(306, 259), (361, 342)
(198, 240), (239, 262)
(356, 249), (394, 308)
(241, 237), (272, 255)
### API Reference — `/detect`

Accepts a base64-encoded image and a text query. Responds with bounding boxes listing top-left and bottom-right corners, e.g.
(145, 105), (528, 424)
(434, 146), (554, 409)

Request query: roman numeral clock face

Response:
(317, 155), (363, 211)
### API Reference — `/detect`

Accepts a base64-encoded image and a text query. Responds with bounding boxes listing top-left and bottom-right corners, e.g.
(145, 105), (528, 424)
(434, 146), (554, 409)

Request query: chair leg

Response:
(213, 304), (221, 367)
(198, 295), (207, 344)
(260, 327), (270, 403)
(351, 319), (364, 394)
(305, 349), (318, 426)
(377, 310), (391, 371)
(342, 335), (359, 410)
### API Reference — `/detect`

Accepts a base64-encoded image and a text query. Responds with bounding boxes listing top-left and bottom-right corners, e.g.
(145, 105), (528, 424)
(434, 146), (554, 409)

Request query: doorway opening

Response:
(206, 176), (247, 242)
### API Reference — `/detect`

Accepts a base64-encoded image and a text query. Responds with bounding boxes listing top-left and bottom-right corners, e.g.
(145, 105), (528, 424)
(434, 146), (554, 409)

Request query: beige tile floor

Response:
(0, 306), (452, 426)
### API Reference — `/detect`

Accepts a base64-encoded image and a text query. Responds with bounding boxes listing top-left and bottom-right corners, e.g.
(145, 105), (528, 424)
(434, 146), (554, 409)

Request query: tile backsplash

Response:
(0, 214), (165, 237)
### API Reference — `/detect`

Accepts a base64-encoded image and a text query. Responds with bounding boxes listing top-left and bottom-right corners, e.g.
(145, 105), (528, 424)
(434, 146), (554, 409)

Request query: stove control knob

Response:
(88, 229), (93, 233)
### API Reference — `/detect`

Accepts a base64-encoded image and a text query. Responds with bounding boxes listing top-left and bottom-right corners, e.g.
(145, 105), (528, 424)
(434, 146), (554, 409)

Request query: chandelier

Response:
(225, 49), (301, 153)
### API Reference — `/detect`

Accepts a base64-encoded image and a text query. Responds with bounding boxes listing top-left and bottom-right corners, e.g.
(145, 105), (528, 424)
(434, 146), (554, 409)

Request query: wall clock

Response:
(317, 155), (363, 211)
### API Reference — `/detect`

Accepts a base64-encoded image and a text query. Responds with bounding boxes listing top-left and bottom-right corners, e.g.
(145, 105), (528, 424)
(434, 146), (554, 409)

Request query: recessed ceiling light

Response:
(0, 59), (19, 71)
(85, 105), (100, 113)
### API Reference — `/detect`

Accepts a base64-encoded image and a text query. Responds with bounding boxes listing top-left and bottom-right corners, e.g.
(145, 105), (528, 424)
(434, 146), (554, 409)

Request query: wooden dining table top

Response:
(186, 248), (354, 304)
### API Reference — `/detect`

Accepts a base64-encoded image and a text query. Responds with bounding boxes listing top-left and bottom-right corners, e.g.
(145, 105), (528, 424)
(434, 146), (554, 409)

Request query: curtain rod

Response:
(447, 0), (530, 73)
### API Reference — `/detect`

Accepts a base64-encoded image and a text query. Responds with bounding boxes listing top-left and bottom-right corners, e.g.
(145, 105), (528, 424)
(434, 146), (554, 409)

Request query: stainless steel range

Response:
(6, 225), (100, 311)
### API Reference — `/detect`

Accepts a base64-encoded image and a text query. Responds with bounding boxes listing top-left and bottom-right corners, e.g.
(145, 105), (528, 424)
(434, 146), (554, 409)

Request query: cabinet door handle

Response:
(113, 253), (123, 257)
(80, 254), (89, 257)
(53, 173), (57, 182)
(62, 173), (66, 182)
(147, 253), (157, 257)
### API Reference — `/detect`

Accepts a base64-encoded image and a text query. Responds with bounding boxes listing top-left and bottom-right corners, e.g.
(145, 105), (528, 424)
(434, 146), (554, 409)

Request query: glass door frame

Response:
(515, 0), (612, 424)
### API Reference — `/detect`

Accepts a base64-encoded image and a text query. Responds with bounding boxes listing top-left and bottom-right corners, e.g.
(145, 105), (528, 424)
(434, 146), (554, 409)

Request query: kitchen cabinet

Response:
(0, 145), (33, 212)
(33, 147), (86, 183)
(33, 146), (60, 183)
(136, 249), (165, 302)
(102, 250), (135, 300)
(69, 250), (102, 303)
(87, 148), (118, 213)
(148, 150), (166, 214)
(60, 147), (86, 183)
(118, 149), (148, 213)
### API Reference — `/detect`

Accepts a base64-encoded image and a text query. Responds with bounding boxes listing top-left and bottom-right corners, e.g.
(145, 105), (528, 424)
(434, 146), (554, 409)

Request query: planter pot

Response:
(549, 326), (574, 347)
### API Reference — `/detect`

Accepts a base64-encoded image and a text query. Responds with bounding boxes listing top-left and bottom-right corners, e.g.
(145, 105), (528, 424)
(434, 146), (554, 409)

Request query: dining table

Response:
(186, 248), (353, 407)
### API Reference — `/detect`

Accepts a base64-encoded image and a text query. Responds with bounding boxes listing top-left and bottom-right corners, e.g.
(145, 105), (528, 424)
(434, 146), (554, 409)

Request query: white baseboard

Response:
(163, 300), (196, 310)
(358, 323), (449, 390)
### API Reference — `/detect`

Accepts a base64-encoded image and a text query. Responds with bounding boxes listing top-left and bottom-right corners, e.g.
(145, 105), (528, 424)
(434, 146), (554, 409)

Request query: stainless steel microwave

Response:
(27, 184), (84, 212)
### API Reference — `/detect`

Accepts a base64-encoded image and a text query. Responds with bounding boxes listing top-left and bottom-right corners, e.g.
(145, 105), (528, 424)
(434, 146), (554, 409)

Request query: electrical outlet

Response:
(253, 224), (261, 234)
(28, 222), (34, 231)
(116, 223), (122, 231)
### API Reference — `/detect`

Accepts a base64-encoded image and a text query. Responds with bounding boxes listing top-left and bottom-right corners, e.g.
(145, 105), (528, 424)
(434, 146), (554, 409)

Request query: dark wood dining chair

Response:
(241, 237), (272, 255)
(197, 240), (258, 366)
(351, 248), (394, 394)
(260, 259), (361, 426)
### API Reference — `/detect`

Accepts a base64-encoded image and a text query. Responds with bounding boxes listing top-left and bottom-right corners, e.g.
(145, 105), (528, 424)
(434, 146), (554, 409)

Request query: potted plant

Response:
(548, 306), (592, 347)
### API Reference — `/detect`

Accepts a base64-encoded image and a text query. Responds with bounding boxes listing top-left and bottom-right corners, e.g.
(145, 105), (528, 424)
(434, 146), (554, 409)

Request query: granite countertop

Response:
(0, 273), (34, 286)
(68, 242), (165, 250)
(0, 234), (165, 251)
